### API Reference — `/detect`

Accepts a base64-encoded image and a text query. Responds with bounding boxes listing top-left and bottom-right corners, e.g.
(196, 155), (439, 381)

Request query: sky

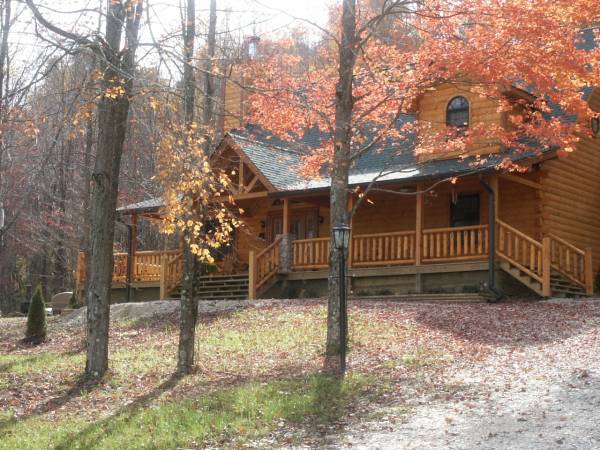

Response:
(7, 0), (332, 86)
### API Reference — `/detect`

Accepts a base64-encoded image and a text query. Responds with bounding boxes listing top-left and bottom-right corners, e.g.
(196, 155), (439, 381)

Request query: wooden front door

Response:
(266, 208), (319, 243)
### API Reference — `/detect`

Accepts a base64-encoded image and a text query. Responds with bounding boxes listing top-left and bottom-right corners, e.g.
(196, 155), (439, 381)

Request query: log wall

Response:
(541, 134), (600, 274)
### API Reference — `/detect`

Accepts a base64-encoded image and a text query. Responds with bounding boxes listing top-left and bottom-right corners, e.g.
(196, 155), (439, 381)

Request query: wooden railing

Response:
(249, 236), (282, 299)
(422, 225), (489, 263)
(160, 253), (184, 299)
(548, 233), (593, 295)
(351, 231), (416, 267)
(292, 237), (330, 270)
(113, 253), (129, 283)
(496, 220), (545, 286)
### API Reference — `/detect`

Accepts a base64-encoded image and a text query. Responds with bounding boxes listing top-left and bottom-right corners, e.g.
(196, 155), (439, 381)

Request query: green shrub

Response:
(68, 292), (79, 309)
(25, 285), (47, 341)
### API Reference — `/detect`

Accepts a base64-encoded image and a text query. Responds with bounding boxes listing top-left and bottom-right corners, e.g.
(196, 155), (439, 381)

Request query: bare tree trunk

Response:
(177, 0), (217, 374)
(0, 0), (11, 248)
(325, 0), (356, 373)
(178, 0), (199, 374)
(85, 1), (143, 378)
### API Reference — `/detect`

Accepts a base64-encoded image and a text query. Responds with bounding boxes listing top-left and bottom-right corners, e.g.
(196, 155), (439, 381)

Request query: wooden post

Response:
(585, 247), (594, 296)
(415, 184), (423, 266)
(282, 198), (290, 235)
(239, 158), (245, 192)
(248, 250), (257, 300)
(542, 236), (552, 297)
(489, 174), (499, 220)
(348, 195), (354, 268)
(131, 213), (138, 282)
(159, 254), (167, 300)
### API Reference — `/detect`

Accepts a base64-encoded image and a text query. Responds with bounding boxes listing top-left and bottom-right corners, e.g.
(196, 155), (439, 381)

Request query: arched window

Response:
(446, 96), (470, 129)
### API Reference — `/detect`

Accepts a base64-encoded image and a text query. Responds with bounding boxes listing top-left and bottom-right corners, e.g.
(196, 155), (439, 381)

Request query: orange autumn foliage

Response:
(246, 0), (599, 177)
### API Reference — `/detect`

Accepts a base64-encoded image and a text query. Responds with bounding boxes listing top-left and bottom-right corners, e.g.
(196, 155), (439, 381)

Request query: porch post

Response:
(490, 174), (499, 220)
(131, 213), (138, 282)
(282, 198), (290, 234)
(347, 195), (354, 268)
(415, 184), (423, 266)
(248, 250), (257, 299)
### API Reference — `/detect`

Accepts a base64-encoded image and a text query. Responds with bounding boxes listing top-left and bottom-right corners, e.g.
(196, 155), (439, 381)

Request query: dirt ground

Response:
(277, 299), (600, 450)
(3, 298), (600, 449)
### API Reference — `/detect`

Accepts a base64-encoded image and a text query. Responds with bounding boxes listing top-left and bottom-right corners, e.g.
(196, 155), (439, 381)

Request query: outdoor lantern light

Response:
(332, 223), (351, 375)
(591, 117), (600, 137)
(332, 224), (351, 251)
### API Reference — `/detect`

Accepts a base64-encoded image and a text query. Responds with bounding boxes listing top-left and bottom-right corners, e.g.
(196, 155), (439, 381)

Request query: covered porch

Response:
(76, 168), (594, 301)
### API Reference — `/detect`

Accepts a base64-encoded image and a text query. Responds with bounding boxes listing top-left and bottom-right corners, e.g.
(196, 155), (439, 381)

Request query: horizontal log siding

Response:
(498, 173), (541, 240)
(541, 135), (600, 275)
(417, 83), (502, 162)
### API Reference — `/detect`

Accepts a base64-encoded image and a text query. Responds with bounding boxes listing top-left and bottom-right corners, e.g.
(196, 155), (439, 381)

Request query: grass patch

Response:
(0, 352), (84, 376)
(0, 373), (378, 450)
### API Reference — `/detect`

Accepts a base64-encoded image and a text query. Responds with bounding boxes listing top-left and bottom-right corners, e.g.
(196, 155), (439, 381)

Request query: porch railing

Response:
(292, 237), (330, 270)
(496, 220), (544, 284)
(160, 253), (184, 299)
(548, 233), (594, 295)
(422, 225), (489, 263)
(249, 236), (283, 299)
(351, 231), (416, 267)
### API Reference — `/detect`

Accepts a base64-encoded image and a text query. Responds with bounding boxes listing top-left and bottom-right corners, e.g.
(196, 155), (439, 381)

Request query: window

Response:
(450, 194), (480, 227)
(446, 96), (470, 129)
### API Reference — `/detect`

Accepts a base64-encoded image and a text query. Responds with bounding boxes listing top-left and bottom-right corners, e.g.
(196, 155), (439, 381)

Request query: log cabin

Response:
(76, 28), (600, 303)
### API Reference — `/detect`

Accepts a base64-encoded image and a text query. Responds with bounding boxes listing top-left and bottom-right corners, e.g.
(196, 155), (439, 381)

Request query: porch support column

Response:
(490, 174), (499, 222)
(283, 197), (290, 235)
(415, 184), (423, 266)
(126, 213), (138, 302)
(347, 195), (354, 268)
(279, 233), (293, 274)
(131, 213), (138, 283)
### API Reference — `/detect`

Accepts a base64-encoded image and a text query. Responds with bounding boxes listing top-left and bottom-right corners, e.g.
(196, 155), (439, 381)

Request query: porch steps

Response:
(172, 274), (249, 300)
(550, 273), (588, 297)
(498, 260), (544, 296)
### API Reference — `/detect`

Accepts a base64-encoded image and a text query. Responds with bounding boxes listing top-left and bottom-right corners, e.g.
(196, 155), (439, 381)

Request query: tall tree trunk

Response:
(85, 0), (142, 378)
(178, 0), (199, 374)
(0, 0), (11, 248)
(325, 0), (356, 372)
(177, 0), (217, 374)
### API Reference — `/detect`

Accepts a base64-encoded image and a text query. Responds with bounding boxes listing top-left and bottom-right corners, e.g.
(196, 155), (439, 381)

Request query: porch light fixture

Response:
(591, 117), (600, 137)
(332, 223), (351, 375)
(332, 224), (351, 251)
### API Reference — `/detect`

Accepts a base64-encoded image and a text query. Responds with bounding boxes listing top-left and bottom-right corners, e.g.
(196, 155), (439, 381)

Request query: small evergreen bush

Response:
(25, 285), (47, 342)
(68, 292), (79, 309)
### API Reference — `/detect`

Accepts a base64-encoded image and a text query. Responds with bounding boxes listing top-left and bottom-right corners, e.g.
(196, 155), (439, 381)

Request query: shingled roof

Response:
(118, 118), (555, 214)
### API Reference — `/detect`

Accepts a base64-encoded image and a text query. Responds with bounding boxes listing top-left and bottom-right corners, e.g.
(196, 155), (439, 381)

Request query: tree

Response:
(25, 285), (47, 343)
(154, 0), (239, 374)
(26, 0), (144, 378)
(246, 0), (599, 373)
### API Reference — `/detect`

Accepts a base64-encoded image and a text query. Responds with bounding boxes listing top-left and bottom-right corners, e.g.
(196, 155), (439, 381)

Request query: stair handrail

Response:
(249, 236), (283, 299)
(160, 252), (183, 299)
(496, 220), (549, 295)
(546, 233), (593, 294)
(496, 220), (541, 248)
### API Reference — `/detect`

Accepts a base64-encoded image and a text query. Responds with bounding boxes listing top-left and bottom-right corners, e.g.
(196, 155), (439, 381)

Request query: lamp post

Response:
(332, 224), (351, 374)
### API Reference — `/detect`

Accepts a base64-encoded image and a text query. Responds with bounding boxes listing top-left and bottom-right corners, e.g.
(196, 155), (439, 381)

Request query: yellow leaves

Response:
(154, 121), (240, 259)
(104, 85), (126, 100)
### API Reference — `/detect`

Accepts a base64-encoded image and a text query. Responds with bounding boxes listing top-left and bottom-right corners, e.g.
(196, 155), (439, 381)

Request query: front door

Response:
(266, 208), (319, 243)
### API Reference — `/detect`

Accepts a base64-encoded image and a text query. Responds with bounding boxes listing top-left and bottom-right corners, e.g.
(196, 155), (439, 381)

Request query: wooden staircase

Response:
(550, 272), (588, 297)
(171, 274), (249, 300)
(496, 220), (593, 298)
(498, 260), (544, 296)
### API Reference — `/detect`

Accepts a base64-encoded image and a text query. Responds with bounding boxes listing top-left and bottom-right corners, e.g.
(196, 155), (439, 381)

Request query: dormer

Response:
(416, 82), (504, 162)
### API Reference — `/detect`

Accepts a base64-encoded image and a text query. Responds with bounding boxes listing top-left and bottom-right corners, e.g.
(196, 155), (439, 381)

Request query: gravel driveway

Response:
(286, 299), (600, 450)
